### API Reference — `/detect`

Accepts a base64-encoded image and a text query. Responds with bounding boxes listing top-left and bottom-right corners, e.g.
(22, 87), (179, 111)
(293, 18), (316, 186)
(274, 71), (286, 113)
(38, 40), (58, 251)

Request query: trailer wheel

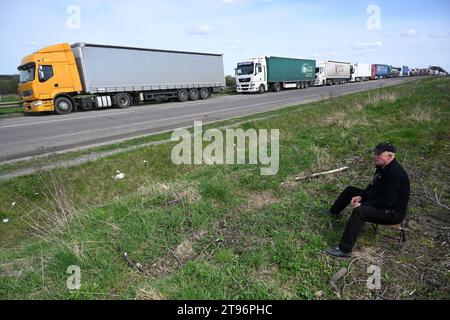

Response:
(54, 97), (73, 115)
(115, 93), (132, 108)
(189, 89), (200, 101)
(258, 85), (265, 94)
(178, 89), (189, 102)
(200, 88), (210, 100)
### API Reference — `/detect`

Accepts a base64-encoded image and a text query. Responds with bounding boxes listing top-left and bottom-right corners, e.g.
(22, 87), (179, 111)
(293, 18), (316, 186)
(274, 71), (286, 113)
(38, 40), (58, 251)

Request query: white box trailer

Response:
(69, 43), (225, 111)
(72, 43), (225, 94)
(315, 60), (352, 86)
(351, 63), (371, 82)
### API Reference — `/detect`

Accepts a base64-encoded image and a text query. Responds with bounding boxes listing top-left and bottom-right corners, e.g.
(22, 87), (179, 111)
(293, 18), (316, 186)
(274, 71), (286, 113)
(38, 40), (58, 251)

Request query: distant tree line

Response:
(0, 75), (19, 95)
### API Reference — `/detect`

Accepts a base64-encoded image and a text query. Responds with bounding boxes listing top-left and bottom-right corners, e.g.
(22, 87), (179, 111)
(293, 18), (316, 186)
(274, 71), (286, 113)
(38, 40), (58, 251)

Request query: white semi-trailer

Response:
(351, 63), (371, 82)
(315, 60), (352, 86)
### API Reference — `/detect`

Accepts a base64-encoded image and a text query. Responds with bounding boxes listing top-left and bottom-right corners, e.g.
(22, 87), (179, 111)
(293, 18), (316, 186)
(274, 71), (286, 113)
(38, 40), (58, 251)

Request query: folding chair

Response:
(371, 220), (407, 248)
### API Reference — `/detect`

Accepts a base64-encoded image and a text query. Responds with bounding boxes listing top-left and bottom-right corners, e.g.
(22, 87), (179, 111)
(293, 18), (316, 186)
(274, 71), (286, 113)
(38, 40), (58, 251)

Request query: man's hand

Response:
(351, 196), (362, 208)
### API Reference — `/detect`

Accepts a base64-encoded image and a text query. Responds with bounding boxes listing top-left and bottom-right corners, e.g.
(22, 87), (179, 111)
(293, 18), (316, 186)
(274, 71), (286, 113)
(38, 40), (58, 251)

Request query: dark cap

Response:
(372, 142), (396, 154)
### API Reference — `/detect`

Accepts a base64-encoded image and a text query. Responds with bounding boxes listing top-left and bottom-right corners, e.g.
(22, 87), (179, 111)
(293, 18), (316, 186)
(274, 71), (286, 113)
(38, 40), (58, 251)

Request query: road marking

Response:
(0, 110), (136, 129)
(0, 94), (322, 150)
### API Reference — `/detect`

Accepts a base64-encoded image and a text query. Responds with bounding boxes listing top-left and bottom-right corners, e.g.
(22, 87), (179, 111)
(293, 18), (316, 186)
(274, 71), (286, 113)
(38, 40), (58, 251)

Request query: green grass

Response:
(0, 94), (20, 103)
(0, 78), (449, 299)
(0, 106), (23, 116)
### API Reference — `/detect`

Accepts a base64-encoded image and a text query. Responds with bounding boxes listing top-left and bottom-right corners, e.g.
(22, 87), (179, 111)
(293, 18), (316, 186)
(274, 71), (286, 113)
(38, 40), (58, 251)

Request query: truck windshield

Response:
(236, 63), (254, 75)
(18, 63), (36, 83)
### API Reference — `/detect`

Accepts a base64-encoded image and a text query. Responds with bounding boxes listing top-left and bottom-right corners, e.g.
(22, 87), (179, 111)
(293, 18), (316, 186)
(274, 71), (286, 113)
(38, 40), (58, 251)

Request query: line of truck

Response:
(235, 58), (418, 93)
(17, 42), (444, 115)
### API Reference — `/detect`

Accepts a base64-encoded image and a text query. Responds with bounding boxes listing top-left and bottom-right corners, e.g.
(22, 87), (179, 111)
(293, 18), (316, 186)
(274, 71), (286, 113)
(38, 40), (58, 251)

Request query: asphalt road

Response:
(0, 77), (418, 163)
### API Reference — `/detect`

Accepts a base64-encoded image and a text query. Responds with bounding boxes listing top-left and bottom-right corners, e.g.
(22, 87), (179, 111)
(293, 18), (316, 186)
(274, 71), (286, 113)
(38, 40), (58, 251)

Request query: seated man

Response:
(325, 142), (410, 258)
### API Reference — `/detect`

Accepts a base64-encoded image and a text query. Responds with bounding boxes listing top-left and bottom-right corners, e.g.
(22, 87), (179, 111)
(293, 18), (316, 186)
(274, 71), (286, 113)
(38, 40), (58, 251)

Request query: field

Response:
(0, 77), (448, 299)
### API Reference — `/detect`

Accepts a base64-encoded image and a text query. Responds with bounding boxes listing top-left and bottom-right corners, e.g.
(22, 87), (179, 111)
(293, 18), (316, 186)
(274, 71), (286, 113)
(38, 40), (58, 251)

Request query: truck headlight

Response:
(31, 101), (43, 107)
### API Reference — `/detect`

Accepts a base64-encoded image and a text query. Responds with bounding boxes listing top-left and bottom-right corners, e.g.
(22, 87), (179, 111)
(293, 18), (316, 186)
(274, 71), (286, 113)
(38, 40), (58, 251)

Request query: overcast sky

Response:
(1, 0), (449, 75)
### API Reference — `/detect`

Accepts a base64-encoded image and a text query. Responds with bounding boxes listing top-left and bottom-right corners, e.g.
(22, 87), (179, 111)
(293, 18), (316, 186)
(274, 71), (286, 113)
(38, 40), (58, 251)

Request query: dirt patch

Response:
(175, 240), (195, 260)
(144, 230), (208, 278)
(135, 287), (166, 300)
(247, 190), (278, 210)
(0, 258), (32, 278)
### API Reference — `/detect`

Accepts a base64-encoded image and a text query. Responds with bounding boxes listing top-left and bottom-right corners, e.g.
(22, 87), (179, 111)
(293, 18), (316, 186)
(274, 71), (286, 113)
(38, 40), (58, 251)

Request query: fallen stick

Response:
(420, 181), (450, 212)
(295, 166), (349, 181)
(123, 252), (153, 277)
(330, 267), (348, 299)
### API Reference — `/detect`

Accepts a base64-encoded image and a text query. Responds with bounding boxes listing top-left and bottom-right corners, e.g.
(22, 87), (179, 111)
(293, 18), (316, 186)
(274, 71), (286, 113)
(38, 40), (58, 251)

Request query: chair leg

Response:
(372, 224), (378, 240)
(398, 221), (406, 248)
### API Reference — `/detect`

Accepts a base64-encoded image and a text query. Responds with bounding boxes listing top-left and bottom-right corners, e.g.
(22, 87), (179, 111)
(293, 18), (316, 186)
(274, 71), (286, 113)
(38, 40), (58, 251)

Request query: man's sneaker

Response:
(325, 246), (351, 258)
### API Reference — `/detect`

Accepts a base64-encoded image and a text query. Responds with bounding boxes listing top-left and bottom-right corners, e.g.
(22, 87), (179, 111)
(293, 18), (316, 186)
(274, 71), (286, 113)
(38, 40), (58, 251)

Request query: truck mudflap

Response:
(23, 100), (55, 113)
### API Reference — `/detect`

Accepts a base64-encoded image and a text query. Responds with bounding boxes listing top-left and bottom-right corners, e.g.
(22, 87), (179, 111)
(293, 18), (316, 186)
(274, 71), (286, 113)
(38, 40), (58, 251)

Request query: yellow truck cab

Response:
(18, 43), (82, 114)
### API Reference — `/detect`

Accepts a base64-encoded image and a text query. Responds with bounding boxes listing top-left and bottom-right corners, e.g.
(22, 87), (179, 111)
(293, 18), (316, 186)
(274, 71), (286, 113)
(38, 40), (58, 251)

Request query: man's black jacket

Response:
(360, 159), (410, 215)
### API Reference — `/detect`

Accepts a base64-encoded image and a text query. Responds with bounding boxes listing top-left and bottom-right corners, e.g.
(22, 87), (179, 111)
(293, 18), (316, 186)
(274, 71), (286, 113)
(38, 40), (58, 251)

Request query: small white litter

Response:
(143, 160), (148, 164)
(11, 202), (16, 207)
(2, 218), (9, 224)
(114, 171), (125, 180)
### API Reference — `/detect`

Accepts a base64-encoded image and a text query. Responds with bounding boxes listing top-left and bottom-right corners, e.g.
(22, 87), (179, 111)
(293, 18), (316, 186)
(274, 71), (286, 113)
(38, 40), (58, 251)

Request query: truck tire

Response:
(115, 93), (132, 108)
(54, 97), (73, 115)
(178, 89), (189, 102)
(200, 88), (210, 100)
(189, 89), (200, 101)
(272, 83), (281, 92)
(258, 84), (265, 94)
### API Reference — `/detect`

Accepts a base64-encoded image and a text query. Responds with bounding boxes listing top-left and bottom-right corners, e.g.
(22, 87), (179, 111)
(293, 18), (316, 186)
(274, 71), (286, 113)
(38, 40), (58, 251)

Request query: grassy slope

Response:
(0, 78), (448, 299)
(0, 107), (23, 116)
(0, 94), (19, 103)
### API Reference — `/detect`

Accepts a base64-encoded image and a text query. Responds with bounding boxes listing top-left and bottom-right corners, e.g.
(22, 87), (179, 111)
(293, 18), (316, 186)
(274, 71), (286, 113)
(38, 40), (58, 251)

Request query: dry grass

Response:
(365, 90), (400, 105)
(407, 104), (433, 122)
(138, 179), (201, 205)
(135, 286), (166, 300)
(310, 146), (334, 171)
(18, 171), (92, 259)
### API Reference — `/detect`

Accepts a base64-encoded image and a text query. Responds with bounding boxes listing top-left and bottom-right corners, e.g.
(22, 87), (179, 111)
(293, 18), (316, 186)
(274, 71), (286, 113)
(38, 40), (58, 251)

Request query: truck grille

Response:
(239, 78), (251, 83)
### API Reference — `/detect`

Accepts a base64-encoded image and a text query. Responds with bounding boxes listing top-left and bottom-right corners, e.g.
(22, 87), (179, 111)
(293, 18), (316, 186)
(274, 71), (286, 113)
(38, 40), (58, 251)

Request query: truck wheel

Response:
(200, 88), (210, 100)
(178, 89), (189, 102)
(115, 93), (131, 108)
(258, 85), (265, 94)
(54, 97), (73, 115)
(189, 89), (200, 101)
